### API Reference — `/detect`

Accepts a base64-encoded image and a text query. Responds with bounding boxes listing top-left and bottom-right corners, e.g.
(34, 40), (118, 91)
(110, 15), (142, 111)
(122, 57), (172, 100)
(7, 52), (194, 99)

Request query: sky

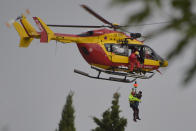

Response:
(0, 0), (196, 131)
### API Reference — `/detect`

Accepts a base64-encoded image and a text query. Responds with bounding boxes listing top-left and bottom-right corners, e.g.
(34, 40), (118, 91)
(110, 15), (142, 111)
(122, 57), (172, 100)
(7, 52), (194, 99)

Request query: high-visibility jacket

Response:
(129, 94), (141, 102)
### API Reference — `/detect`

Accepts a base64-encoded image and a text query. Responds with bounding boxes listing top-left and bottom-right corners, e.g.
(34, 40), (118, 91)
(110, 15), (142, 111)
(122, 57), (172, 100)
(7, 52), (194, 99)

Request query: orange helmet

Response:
(133, 81), (138, 88)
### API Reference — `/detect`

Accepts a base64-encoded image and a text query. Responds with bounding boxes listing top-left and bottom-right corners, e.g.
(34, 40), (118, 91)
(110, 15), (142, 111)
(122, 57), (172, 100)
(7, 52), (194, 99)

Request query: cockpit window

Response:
(104, 44), (128, 56)
(142, 45), (164, 61)
(127, 44), (164, 62)
(143, 46), (154, 59)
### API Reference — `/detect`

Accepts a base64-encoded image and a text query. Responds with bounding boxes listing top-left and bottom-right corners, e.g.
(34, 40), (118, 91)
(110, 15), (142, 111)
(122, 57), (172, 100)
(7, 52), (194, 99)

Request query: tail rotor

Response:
(5, 9), (30, 28)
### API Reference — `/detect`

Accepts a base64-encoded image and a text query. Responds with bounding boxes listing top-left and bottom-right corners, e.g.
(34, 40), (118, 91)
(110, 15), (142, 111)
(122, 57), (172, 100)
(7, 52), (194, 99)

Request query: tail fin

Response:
(33, 17), (54, 43)
(20, 15), (38, 36)
(13, 15), (39, 47)
(13, 21), (34, 47)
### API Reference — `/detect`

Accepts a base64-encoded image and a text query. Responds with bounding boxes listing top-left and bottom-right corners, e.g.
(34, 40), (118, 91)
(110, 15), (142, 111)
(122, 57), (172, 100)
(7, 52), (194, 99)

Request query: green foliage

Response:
(92, 92), (127, 131)
(57, 91), (76, 131)
(111, 0), (196, 84)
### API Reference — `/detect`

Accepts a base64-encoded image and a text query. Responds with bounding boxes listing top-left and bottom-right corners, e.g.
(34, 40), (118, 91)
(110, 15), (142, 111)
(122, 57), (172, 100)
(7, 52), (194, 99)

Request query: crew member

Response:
(129, 49), (141, 72)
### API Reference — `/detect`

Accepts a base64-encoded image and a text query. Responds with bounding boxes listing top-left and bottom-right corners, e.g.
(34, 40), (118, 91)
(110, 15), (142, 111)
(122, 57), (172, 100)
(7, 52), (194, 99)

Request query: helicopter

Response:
(10, 5), (168, 83)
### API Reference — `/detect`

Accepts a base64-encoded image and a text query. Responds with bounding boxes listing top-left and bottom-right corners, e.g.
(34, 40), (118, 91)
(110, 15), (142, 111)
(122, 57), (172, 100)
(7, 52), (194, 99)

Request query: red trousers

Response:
(129, 60), (140, 72)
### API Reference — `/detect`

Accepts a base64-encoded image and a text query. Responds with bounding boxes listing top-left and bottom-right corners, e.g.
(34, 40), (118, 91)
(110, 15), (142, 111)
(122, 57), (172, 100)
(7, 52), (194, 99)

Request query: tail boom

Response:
(32, 17), (80, 43)
(13, 16), (83, 47)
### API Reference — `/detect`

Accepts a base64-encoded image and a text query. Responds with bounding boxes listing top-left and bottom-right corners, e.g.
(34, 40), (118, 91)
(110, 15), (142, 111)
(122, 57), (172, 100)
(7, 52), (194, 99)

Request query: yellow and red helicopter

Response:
(10, 5), (168, 83)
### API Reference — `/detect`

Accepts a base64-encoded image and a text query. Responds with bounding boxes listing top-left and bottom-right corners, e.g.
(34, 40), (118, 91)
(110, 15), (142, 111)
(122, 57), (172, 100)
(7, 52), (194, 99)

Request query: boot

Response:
(133, 118), (137, 122)
(136, 110), (141, 120)
(133, 112), (137, 122)
(136, 117), (141, 120)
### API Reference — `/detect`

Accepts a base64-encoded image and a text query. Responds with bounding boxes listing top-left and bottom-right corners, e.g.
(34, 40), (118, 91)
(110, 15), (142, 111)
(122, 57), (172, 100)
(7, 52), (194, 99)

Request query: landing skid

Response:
(91, 66), (155, 79)
(74, 69), (136, 83)
(74, 66), (155, 83)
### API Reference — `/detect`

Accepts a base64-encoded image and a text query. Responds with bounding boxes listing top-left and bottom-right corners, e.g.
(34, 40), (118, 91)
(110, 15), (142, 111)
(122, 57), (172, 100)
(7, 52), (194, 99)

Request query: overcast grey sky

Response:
(0, 0), (196, 131)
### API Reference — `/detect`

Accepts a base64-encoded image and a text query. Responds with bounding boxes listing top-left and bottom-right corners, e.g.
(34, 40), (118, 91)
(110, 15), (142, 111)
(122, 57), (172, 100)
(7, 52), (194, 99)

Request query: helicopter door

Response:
(142, 46), (160, 66)
(127, 45), (143, 63)
(105, 44), (129, 63)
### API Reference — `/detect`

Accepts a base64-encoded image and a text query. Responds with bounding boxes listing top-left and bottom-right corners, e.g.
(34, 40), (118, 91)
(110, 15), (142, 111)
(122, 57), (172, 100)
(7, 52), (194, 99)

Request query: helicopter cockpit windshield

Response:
(141, 45), (164, 61)
(143, 46), (156, 59)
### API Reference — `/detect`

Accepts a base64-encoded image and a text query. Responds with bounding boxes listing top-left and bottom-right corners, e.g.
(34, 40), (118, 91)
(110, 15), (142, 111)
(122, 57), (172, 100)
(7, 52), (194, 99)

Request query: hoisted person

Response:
(129, 81), (142, 122)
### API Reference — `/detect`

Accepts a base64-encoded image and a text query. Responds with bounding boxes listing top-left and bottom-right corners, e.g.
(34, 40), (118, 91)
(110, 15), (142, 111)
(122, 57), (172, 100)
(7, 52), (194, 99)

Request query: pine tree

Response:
(57, 91), (76, 131)
(92, 92), (127, 131)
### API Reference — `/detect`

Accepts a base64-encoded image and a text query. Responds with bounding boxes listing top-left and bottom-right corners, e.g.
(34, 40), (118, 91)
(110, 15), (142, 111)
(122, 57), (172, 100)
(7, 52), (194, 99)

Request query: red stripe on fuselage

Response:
(55, 33), (78, 37)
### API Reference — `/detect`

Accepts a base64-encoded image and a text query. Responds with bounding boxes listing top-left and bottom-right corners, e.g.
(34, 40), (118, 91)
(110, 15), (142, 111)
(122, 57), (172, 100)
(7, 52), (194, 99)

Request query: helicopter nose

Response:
(161, 60), (168, 67)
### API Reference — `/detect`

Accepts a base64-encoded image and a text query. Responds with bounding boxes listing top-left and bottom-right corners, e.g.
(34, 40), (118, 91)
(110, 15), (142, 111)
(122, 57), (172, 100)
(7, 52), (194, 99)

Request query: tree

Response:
(57, 91), (76, 131)
(111, 0), (196, 84)
(92, 92), (127, 131)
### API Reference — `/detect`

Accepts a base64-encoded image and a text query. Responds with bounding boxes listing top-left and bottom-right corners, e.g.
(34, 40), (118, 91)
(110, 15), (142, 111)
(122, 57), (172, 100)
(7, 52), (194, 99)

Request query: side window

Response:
(104, 44), (128, 56)
(112, 45), (124, 54)
(104, 44), (112, 52)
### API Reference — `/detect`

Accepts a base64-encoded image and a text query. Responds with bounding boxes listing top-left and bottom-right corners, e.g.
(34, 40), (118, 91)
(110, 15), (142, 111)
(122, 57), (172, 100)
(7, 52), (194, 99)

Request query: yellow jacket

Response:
(129, 94), (141, 102)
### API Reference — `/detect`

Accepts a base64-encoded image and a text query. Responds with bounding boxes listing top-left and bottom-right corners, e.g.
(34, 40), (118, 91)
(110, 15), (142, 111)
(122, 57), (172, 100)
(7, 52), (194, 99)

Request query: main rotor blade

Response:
(120, 21), (171, 28)
(81, 4), (113, 26)
(47, 24), (110, 28)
